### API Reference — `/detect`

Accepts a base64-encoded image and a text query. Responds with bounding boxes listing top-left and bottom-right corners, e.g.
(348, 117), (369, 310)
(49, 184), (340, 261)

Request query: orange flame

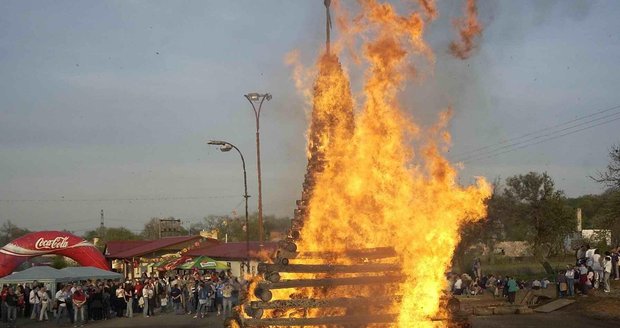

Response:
(449, 0), (483, 60)
(263, 1), (490, 327)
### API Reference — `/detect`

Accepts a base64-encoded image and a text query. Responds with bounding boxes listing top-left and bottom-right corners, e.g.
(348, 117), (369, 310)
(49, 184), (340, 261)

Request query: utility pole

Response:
(100, 209), (105, 239)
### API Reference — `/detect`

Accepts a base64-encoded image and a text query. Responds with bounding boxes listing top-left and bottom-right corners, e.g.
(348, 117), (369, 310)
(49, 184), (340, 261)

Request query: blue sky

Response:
(1, 1), (618, 233)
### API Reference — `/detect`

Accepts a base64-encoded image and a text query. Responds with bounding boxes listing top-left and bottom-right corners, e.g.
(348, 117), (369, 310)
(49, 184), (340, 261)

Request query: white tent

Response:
(0, 266), (122, 296)
(59, 266), (122, 281)
(0, 266), (73, 296)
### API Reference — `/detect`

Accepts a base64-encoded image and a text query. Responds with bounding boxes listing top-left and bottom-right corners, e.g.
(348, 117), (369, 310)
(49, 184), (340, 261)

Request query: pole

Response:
(246, 95), (269, 247)
(325, 0), (331, 54)
(208, 140), (251, 274)
(100, 209), (104, 239)
(227, 143), (251, 274)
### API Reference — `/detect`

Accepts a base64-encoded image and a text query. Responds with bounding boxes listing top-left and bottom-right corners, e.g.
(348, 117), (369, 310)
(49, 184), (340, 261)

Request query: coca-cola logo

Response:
(34, 237), (70, 250)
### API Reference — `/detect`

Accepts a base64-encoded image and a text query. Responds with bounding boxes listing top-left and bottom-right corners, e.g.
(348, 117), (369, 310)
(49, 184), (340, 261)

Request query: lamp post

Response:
(207, 140), (250, 274)
(244, 92), (272, 246)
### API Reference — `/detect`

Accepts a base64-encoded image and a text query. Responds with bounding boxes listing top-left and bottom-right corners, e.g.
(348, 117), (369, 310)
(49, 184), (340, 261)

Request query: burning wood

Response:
(258, 262), (401, 274)
(257, 274), (403, 290)
(232, 1), (490, 327)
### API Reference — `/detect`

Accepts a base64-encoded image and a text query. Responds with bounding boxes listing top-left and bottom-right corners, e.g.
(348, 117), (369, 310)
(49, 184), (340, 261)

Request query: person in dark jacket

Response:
(5, 288), (18, 328)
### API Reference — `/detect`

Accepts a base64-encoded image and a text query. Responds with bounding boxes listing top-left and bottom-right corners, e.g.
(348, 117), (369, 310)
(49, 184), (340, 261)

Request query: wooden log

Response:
(242, 313), (397, 326)
(260, 263), (400, 274)
(259, 275), (403, 290)
(294, 247), (397, 260)
(248, 295), (402, 310)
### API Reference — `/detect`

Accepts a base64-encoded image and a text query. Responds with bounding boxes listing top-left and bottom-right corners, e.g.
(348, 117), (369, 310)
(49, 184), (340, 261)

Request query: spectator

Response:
(565, 265), (576, 297)
(557, 270), (568, 298)
(195, 283), (209, 319)
(29, 285), (40, 320)
(56, 285), (70, 325)
(452, 275), (463, 295)
(506, 276), (518, 304)
(485, 274), (498, 297)
(592, 249), (604, 288)
(37, 286), (50, 321)
(531, 279), (541, 290)
(171, 282), (182, 315)
(72, 286), (87, 327)
(114, 283), (125, 317)
(222, 280), (234, 316)
(472, 257), (482, 280)
(124, 283), (134, 318)
(612, 246), (619, 280)
(5, 288), (17, 328)
(603, 252), (612, 293)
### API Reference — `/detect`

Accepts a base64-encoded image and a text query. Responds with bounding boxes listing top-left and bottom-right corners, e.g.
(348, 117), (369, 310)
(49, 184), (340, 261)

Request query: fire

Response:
(282, 0), (491, 327)
(449, 0), (483, 60)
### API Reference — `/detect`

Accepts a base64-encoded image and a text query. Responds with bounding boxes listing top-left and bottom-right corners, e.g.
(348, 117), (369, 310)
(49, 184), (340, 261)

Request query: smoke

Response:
(449, 0), (483, 60)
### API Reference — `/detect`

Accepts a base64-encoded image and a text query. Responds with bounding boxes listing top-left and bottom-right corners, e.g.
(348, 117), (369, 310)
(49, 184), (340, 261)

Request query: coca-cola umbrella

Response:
(177, 256), (229, 271)
(161, 256), (193, 272)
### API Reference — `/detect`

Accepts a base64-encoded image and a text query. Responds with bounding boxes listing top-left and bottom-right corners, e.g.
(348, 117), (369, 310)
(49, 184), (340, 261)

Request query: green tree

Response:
(565, 193), (608, 229)
(83, 227), (142, 248)
(503, 172), (574, 256)
(51, 255), (68, 269)
(0, 220), (31, 246)
(454, 178), (509, 272)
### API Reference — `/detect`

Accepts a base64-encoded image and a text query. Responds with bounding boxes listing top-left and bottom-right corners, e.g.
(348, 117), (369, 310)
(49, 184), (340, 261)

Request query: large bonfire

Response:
(250, 1), (490, 327)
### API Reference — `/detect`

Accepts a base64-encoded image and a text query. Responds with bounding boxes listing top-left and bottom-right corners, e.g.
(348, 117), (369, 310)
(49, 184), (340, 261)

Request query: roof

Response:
(110, 236), (205, 259)
(0, 266), (72, 283)
(185, 241), (279, 260)
(104, 240), (150, 258)
(59, 266), (122, 281)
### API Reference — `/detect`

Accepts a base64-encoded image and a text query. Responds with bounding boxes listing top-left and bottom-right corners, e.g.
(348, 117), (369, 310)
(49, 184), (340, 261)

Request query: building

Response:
(186, 241), (279, 277)
(104, 236), (219, 278)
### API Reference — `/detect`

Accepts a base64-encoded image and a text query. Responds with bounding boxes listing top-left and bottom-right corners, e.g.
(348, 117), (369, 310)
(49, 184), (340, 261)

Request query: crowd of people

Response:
(448, 246), (619, 304)
(0, 270), (246, 327)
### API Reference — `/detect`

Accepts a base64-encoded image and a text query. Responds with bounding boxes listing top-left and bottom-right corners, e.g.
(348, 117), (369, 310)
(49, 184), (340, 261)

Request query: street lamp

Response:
(207, 140), (250, 274)
(244, 92), (272, 246)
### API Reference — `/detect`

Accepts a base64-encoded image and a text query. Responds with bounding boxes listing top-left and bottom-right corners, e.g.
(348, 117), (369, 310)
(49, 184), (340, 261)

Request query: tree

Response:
(503, 172), (574, 256)
(0, 220), (31, 246)
(591, 144), (620, 188)
(83, 227), (142, 248)
(51, 255), (68, 269)
(589, 144), (620, 245)
(565, 194), (608, 229)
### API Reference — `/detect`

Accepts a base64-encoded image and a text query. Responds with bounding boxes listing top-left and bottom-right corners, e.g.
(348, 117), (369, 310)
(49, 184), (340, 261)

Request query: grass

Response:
(480, 256), (576, 281)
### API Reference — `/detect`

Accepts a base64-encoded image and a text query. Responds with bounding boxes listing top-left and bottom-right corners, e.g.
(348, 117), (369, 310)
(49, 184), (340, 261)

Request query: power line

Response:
(462, 116), (620, 163)
(0, 195), (240, 203)
(452, 104), (620, 160)
(455, 109), (620, 162)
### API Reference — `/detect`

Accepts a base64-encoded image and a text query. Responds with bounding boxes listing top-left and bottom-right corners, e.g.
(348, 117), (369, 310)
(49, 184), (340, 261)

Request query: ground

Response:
(10, 283), (620, 327)
(13, 312), (226, 328)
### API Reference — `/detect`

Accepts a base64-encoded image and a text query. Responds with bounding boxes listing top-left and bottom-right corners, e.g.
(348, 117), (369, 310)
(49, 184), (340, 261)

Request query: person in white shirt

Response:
(29, 286), (40, 320)
(453, 276), (463, 295)
(603, 253), (612, 293)
(55, 286), (70, 324)
(531, 280), (541, 290)
(564, 265), (576, 296)
(591, 249), (603, 288)
(37, 286), (50, 321)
